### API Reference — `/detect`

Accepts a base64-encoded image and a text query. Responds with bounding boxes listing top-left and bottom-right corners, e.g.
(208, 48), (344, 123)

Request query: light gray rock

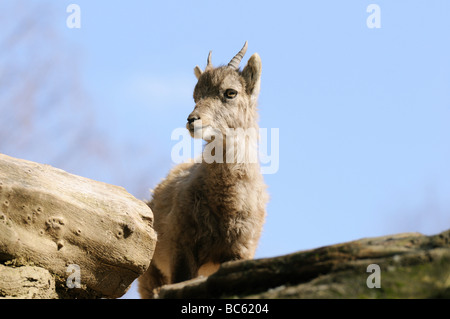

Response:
(0, 264), (57, 299)
(0, 153), (156, 298)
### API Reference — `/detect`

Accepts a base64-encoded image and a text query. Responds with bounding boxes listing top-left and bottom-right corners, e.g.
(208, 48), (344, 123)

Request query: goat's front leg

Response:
(138, 263), (167, 299)
(171, 249), (197, 284)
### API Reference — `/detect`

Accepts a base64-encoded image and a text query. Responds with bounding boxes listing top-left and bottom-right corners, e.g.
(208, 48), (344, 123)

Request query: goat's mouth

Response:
(187, 121), (206, 132)
(187, 122), (215, 140)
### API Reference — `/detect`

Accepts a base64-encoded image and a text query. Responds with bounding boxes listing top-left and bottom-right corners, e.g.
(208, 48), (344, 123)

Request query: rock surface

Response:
(0, 153), (156, 298)
(0, 264), (57, 299)
(158, 229), (450, 298)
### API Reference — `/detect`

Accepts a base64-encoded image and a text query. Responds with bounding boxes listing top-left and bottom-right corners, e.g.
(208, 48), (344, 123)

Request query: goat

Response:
(138, 42), (268, 298)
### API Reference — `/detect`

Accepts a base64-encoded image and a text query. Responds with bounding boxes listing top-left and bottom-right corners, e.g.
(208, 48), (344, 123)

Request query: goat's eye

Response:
(224, 89), (238, 99)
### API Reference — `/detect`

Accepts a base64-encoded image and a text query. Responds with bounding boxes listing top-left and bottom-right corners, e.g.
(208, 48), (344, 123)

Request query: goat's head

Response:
(186, 42), (262, 141)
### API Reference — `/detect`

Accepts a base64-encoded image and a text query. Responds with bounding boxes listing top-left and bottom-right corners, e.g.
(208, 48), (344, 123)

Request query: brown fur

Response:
(138, 44), (268, 298)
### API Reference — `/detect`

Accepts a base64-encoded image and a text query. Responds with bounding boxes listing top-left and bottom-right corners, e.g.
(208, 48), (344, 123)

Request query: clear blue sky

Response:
(7, 1), (450, 298)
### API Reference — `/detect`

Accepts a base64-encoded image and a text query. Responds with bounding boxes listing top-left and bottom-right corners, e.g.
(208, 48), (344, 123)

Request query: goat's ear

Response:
(241, 53), (262, 99)
(194, 65), (203, 79)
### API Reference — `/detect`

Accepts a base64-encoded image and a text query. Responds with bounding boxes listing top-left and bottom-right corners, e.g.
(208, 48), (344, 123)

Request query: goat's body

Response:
(139, 158), (267, 298)
(138, 42), (268, 298)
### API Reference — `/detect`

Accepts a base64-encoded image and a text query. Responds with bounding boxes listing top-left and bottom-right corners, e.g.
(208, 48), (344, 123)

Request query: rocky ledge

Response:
(158, 229), (450, 299)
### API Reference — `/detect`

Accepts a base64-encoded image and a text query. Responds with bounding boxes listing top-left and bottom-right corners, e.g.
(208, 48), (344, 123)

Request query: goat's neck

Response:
(201, 137), (260, 215)
(202, 125), (261, 182)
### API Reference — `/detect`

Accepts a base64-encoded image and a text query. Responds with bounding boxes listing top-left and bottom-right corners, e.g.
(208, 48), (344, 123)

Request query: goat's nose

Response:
(187, 115), (200, 124)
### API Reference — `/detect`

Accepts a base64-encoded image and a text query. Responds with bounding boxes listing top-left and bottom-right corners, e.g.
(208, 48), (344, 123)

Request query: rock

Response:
(158, 229), (450, 298)
(0, 153), (156, 298)
(0, 264), (57, 299)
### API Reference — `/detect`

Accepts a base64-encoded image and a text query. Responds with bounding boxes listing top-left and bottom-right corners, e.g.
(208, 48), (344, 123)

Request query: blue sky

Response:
(3, 1), (450, 298)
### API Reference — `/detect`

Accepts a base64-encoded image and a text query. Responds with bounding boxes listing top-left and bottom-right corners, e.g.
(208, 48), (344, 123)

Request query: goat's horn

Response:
(228, 41), (248, 70)
(206, 51), (212, 67)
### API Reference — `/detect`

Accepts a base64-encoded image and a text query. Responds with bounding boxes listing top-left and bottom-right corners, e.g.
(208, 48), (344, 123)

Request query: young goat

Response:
(138, 42), (268, 298)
